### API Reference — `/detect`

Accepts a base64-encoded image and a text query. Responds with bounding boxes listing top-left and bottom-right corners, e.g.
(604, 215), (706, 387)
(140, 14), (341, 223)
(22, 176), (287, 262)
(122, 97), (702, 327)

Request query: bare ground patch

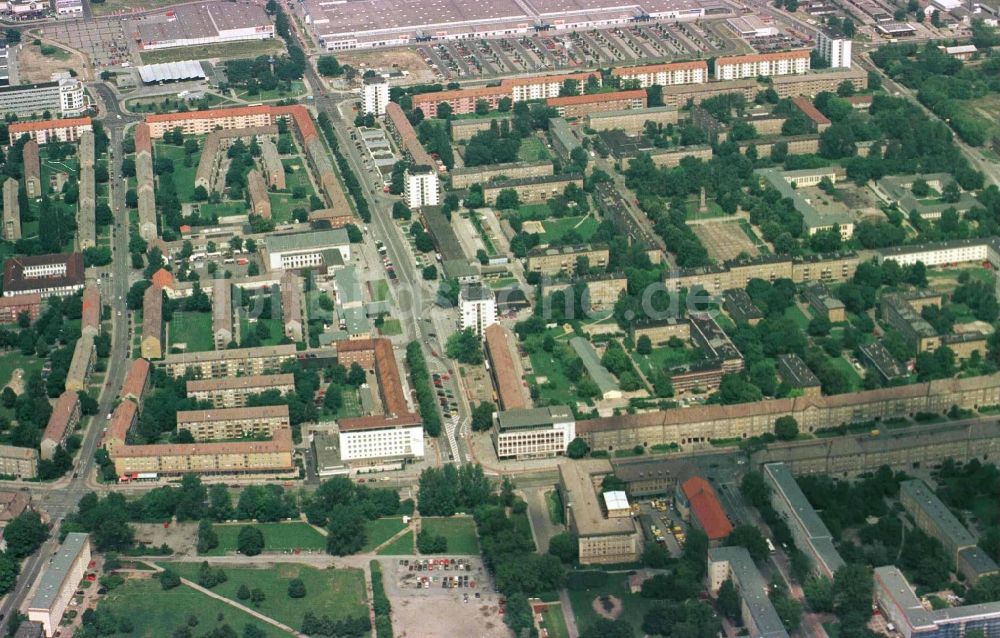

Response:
(592, 594), (622, 620)
(334, 48), (437, 83)
(18, 41), (91, 83)
(691, 221), (759, 262)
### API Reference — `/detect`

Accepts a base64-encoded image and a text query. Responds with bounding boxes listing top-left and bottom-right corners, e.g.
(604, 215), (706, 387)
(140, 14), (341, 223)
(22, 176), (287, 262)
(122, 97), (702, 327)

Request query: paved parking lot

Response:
(379, 556), (510, 638)
(42, 17), (134, 69)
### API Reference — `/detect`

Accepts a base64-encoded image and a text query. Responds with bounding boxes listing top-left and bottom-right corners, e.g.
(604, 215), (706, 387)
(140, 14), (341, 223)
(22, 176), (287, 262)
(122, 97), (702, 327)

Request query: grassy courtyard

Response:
(567, 572), (660, 638)
(204, 522), (327, 555)
(96, 577), (286, 638)
(539, 216), (599, 244)
(630, 344), (701, 377)
(377, 531), (414, 555)
(164, 563), (367, 630)
(168, 311), (214, 353)
(361, 517), (408, 552)
(140, 39), (286, 64)
(420, 517), (480, 555)
(518, 136), (551, 162)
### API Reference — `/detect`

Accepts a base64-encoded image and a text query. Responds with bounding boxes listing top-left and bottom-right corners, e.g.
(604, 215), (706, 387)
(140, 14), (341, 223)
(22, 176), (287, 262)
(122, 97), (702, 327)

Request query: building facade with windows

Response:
(176, 405), (290, 442)
(560, 459), (641, 564)
(160, 344), (298, 379)
(27, 533), (91, 638)
(0, 79), (87, 118)
(816, 29), (852, 68)
(714, 51), (810, 80)
(459, 285), (497, 337)
(405, 165), (439, 209)
(186, 373), (295, 407)
(363, 76), (389, 116)
(493, 406), (575, 460)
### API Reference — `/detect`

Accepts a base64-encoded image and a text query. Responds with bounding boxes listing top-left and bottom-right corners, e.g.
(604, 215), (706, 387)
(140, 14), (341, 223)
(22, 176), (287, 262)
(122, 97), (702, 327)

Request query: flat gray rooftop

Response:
(709, 546), (789, 638)
(29, 533), (89, 611)
(900, 479), (977, 549)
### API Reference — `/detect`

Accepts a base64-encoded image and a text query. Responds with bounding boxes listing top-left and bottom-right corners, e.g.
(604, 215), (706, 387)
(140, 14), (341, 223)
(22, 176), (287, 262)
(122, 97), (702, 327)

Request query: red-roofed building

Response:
(150, 268), (175, 290)
(8, 117), (93, 145)
(678, 476), (733, 541)
(546, 89), (647, 119)
(121, 358), (151, 405)
(81, 283), (101, 337)
(792, 96), (832, 132)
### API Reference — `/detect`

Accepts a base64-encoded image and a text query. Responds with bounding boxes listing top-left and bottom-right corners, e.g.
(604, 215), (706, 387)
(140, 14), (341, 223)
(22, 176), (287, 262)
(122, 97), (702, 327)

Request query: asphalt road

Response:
(0, 82), (138, 634)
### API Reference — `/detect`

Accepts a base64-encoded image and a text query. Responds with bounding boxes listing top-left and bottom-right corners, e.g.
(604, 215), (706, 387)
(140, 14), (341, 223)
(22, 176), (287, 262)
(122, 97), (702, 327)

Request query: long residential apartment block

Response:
(186, 373), (295, 407)
(714, 50), (810, 80)
(875, 565), (1000, 638)
(27, 533), (91, 638)
(764, 462), (845, 579)
(160, 344), (298, 379)
(611, 61), (709, 87)
(176, 405), (290, 442)
(134, 123), (157, 241)
(411, 71), (598, 117)
(8, 116), (92, 145)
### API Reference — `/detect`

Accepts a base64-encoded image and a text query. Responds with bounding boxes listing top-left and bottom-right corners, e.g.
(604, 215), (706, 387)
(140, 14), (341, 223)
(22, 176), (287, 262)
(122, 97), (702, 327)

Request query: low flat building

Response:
(27, 533), (91, 638)
(0, 444), (37, 479)
(160, 344), (298, 379)
(265, 228), (350, 271)
(2, 253), (84, 299)
(677, 476), (733, 542)
(570, 337), (622, 400)
(764, 462), (844, 578)
(875, 565), (1000, 638)
(803, 282), (846, 322)
(492, 406), (575, 460)
(41, 391), (80, 461)
(630, 317), (690, 344)
(707, 546), (789, 638)
(690, 312), (744, 373)
(176, 405), (290, 442)
(900, 479), (999, 582)
(559, 459), (641, 565)
(722, 289), (764, 325)
(858, 341), (907, 383)
(777, 353), (822, 397)
(186, 373), (295, 408)
(757, 168), (854, 240)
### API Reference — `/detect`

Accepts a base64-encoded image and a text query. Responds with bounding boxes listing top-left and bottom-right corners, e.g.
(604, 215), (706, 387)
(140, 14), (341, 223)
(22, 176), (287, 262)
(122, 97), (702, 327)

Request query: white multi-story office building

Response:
(494, 406), (575, 460)
(28, 533), (91, 637)
(460, 285), (496, 336)
(714, 51), (811, 80)
(404, 165), (439, 209)
(815, 30), (852, 68)
(338, 416), (425, 469)
(363, 76), (389, 116)
(0, 79), (87, 118)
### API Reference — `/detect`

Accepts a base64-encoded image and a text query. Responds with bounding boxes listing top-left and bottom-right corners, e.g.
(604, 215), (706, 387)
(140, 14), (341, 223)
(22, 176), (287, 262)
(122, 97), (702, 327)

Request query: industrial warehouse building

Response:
(132, 2), (274, 51)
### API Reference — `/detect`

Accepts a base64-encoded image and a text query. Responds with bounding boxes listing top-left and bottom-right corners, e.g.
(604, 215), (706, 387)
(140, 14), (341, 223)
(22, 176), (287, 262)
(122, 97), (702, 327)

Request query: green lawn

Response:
(239, 317), (286, 347)
(236, 80), (307, 102)
(540, 216), (598, 244)
(540, 604), (571, 638)
(168, 311), (214, 353)
(517, 203), (551, 221)
(197, 201), (248, 220)
(96, 576), (286, 638)
(830, 356), (862, 392)
(527, 349), (580, 407)
(361, 518), (408, 552)
(204, 522), (327, 555)
(377, 531), (414, 555)
(0, 352), (44, 389)
(518, 136), (551, 162)
(379, 319), (402, 336)
(420, 517), (480, 555)
(630, 345), (700, 376)
(322, 386), (362, 420)
(155, 143), (199, 203)
(140, 39), (286, 64)
(567, 573), (661, 638)
(163, 563), (367, 630)
(268, 158), (317, 222)
(783, 304), (812, 331)
(372, 280), (390, 303)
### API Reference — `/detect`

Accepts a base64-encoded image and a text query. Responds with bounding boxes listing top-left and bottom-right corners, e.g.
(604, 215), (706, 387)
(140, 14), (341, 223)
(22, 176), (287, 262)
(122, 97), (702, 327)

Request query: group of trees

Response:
(417, 464), (491, 517)
(303, 476), (404, 556)
(223, 56), (302, 96)
(405, 341), (442, 436)
(445, 328), (484, 364)
(0, 510), (50, 597)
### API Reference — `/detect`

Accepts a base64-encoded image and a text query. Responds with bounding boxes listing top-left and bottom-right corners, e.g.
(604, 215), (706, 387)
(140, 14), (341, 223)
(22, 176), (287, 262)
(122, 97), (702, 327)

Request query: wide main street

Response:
(0, 83), (139, 634)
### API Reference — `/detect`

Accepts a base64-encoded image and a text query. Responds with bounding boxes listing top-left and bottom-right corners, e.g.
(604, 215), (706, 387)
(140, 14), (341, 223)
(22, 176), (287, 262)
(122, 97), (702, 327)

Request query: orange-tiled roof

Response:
(485, 324), (528, 410)
(151, 268), (174, 289)
(81, 284), (100, 332)
(612, 61), (708, 76)
(43, 390), (79, 444)
(792, 96), (831, 126)
(134, 123), (151, 154)
(716, 50), (810, 66)
(9, 117), (93, 133)
(846, 95), (873, 105)
(107, 399), (138, 444)
(547, 89), (646, 107)
(338, 413), (422, 432)
(412, 85), (508, 106)
(145, 105), (272, 123)
(121, 359), (151, 401)
(175, 405), (289, 424)
(681, 476), (733, 540)
(501, 71), (597, 88)
(271, 105), (318, 142)
(374, 338), (408, 415)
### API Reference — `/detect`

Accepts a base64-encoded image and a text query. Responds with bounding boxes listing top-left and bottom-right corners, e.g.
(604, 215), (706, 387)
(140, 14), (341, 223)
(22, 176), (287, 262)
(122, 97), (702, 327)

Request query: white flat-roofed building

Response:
(363, 76), (389, 116)
(603, 490), (631, 518)
(405, 165), (439, 209)
(493, 406), (575, 460)
(0, 79), (87, 118)
(28, 533), (91, 638)
(338, 414), (425, 469)
(459, 284), (497, 337)
(265, 228), (350, 271)
(816, 30), (852, 68)
(54, 0), (82, 15)
(877, 238), (998, 268)
(714, 50), (810, 80)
